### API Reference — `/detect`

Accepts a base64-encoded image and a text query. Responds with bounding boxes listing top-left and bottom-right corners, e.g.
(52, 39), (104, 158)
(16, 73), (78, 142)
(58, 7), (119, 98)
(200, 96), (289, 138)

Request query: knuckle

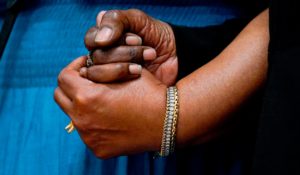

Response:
(53, 93), (60, 105)
(57, 69), (67, 86)
(74, 93), (89, 106)
(129, 47), (138, 59)
(74, 89), (98, 106)
(53, 88), (59, 101)
(129, 47), (143, 63)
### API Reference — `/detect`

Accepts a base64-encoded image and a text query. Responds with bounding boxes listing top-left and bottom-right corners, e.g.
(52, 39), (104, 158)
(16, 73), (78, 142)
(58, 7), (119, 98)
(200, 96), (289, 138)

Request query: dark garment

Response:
(252, 0), (300, 174)
(170, 15), (266, 175)
(172, 18), (249, 79)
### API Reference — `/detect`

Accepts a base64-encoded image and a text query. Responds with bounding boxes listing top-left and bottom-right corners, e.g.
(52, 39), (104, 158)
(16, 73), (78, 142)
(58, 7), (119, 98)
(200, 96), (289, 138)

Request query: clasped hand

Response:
(54, 9), (178, 159)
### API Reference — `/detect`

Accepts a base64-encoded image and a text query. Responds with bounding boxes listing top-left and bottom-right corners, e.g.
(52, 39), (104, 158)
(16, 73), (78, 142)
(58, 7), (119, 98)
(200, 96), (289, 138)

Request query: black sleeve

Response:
(169, 18), (250, 80)
(252, 0), (300, 174)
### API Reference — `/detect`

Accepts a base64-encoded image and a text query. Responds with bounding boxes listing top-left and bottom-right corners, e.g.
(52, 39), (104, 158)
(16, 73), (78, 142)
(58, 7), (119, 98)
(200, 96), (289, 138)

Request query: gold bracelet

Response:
(170, 87), (179, 153)
(159, 86), (179, 157)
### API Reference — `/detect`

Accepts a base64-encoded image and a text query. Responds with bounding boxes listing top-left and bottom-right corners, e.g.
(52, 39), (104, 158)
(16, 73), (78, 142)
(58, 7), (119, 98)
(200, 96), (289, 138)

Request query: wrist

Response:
(145, 83), (167, 152)
(174, 79), (194, 148)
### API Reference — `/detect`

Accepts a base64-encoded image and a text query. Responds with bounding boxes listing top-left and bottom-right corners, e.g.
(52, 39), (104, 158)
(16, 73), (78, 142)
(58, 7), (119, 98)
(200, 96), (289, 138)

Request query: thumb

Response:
(94, 9), (153, 47)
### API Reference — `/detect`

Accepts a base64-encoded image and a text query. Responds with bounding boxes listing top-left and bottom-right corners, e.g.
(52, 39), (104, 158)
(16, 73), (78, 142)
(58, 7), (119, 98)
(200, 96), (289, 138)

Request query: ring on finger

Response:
(65, 121), (75, 133)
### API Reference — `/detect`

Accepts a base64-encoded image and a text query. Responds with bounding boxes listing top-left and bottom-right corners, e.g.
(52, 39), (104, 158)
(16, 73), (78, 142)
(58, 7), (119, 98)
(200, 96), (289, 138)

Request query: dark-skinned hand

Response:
(54, 56), (166, 159)
(84, 9), (178, 86)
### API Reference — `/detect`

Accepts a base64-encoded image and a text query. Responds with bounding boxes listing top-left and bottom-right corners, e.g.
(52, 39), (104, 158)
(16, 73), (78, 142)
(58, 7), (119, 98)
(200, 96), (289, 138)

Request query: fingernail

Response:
(126, 36), (142, 46)
(100, 10), (107, 14)
(143, 48), (157, 61)
(129, 64), (142, 75)
(95, 27), (112, 43)
(79, 67), (88, 78)
(96, 11), (107, 26)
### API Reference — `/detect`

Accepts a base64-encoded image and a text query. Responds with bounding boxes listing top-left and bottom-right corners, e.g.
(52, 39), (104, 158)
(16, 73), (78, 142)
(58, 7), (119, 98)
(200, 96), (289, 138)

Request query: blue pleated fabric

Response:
(0, 0), (248, 174)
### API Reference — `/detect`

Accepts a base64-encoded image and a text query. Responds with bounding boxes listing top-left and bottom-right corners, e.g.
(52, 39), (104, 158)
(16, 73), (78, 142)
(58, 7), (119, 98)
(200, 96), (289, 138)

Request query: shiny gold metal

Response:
(65, 121), (75, 133)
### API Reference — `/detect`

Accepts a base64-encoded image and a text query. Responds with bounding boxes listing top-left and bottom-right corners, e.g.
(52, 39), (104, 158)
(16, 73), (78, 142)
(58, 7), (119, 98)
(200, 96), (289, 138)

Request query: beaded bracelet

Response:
(159, 86), (179, 157)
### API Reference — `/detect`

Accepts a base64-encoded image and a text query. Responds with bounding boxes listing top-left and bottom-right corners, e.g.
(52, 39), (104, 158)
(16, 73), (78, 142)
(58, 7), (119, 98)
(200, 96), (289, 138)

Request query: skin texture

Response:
(84, 11), (157, 82)
(84, 9), (178, 86)
(55, 58), (166, 158)
(81, 30), (157, 82)
(176, 9), (269, 146)
(55, 9), (269, 159)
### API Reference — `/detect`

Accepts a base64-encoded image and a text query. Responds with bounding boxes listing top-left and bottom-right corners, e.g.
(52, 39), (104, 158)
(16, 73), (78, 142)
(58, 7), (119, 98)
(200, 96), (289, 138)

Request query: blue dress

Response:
(0, 0), (265, 174)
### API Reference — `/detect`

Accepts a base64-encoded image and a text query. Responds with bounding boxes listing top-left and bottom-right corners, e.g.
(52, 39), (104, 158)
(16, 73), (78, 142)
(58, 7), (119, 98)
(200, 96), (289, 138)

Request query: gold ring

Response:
(65, 52), (93, 134)
(65, 121), (75, 133)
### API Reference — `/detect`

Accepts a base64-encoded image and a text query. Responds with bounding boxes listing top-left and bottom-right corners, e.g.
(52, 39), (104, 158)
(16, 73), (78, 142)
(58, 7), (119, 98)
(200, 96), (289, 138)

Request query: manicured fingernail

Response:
(143, 48), (157, 61)
(126, 36), (142, 46)
(129, 64), (142, 75)
(95, 27), (112, 42)
(79, 67), (87, 78)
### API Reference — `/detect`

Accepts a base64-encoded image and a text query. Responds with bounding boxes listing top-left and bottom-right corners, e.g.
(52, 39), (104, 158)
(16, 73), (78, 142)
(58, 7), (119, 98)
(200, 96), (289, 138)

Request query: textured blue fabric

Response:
(0, 0), (248, 174)
(21, 0), (250, 8)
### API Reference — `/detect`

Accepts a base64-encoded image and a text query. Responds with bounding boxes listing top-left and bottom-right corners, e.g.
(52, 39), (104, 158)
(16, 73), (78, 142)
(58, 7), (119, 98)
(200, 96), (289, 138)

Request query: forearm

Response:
(176, 9), (269, 146)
